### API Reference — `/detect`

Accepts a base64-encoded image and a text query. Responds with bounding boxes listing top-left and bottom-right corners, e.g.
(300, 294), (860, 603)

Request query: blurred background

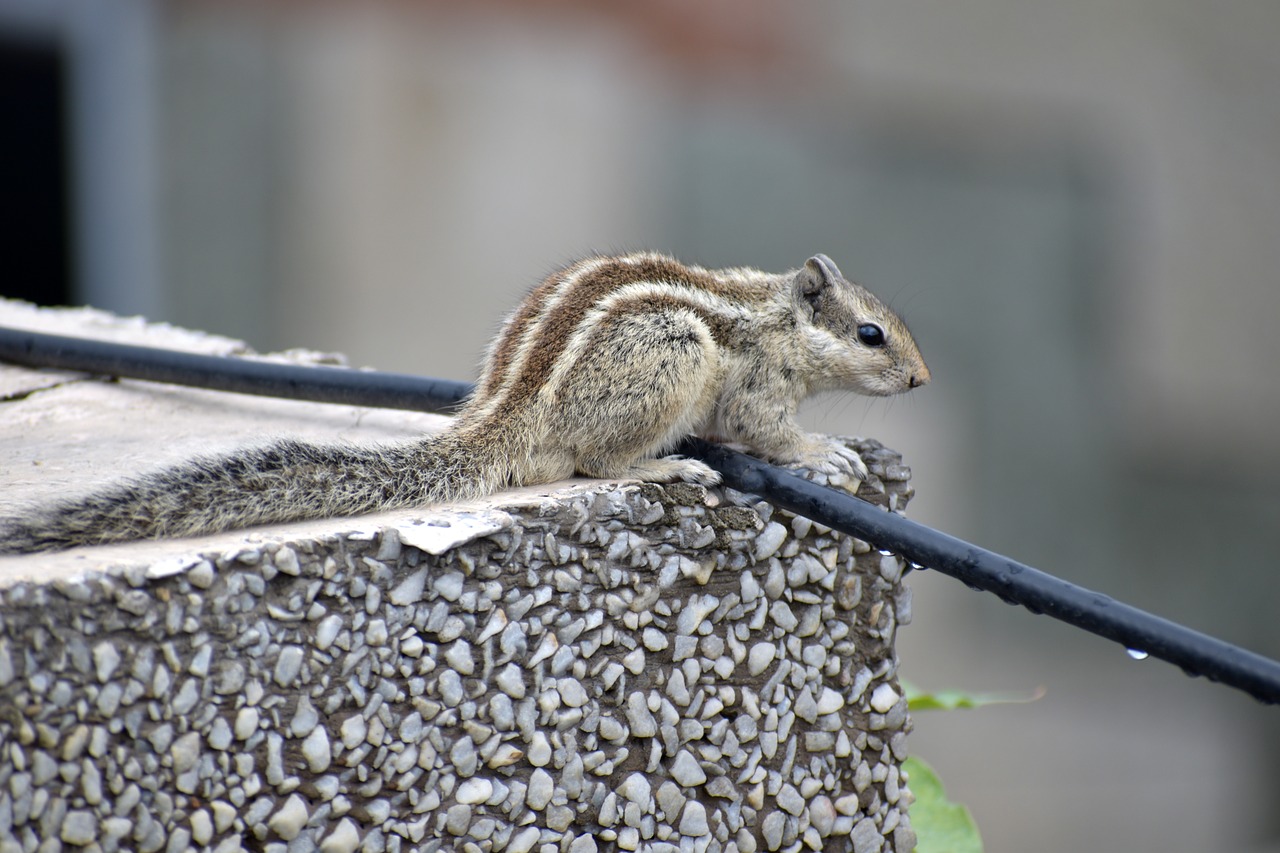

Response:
(3, 0), (1279, 849)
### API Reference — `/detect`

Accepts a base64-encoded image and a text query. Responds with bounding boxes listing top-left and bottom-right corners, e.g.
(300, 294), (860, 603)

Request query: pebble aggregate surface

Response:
(0, 439), (917, 853)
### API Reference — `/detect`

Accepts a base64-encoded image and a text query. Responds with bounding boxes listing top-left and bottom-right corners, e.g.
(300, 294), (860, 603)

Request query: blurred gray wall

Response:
(8, 1), (1280, 850)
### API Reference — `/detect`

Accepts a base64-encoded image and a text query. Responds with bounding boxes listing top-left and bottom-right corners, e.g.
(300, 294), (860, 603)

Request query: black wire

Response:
(4, 323), (1279, 704)
(681, 437), (1280, 705)
(0, 327), (472, 413)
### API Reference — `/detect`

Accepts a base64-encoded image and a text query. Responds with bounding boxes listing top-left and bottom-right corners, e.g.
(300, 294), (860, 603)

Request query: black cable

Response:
(4, 324), (1279, 704)
(682, 437), (1280, 705)
(0, 327), (472, 413)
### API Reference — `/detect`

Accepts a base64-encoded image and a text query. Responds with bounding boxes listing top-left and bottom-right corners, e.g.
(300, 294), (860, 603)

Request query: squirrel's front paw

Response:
(778, 436), (869, 481)
(617, 456), (722, 488)
(668, 457), (723, 488)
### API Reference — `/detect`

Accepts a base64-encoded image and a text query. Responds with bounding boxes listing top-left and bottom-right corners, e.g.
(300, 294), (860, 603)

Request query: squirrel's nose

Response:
(909, 364), (931, 388)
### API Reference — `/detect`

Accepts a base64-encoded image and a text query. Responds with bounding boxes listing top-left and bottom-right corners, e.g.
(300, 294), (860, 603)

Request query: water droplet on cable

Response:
(1126, 648), (1149, 661)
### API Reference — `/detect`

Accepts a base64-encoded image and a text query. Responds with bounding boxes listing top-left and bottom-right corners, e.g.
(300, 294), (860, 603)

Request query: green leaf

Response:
(904, 755), (984, 853)
(901, 679), (1045, 712)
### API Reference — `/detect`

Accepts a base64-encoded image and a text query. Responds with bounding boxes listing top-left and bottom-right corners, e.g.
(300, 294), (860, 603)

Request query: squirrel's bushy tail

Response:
(0, 429), (510, 553)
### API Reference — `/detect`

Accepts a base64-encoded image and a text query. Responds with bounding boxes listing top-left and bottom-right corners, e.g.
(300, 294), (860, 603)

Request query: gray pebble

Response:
(669, 750), (706, 787)
(170, 732), (200, 774)
(339, 715), (366, 750)
(444, 640), (475, 675)
(679, 800), (710, 837)
(60, 809), (97, 845)
(438, 670), (464, 706)
(453, 777), (492, 805)
(762, 811), (785, 850)
(598, 715), (627, 743)
(869, 684), (899, 714)
(526, 731), (552, 767)
(302, 726), (331, 773)
(268, 793), (309, 840)
(450, 736), (478, 776)
(507, 827), (541, 853)
(851, 816), (883, 853)
(315, 615), (343, 651)
(622, 686), (655, 732)
(265, 732), (285, 785)
(494, 664), (526, 699)
(769, 601), (799, 632)
(675, 595), (718, 637)
(558, 677), (589, 708)
(617, 772), (651, 806)
(776, 784), (804, 816)
(642, 627), (669, 651)
(656, 780), (685, 820)
(568, 834), (598, 853)
(434, 571), (465, 602)
(526, 768), (554, 810)
(291, 696), (320, 737)
(320, 818), (361, 853)
(366, 798), (391, 824)
(92, 642), (121, 683)
(273, 646), (304, 687)
(747, 640), (773, 676)
(235, 707), (259, 740)
(388, 569), (426, 606)
(754, 523), (788, 561)
(207, 717), (233, 751)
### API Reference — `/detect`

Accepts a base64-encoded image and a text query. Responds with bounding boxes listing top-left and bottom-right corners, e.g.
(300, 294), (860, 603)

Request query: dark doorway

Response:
(0, 33), (73, 306)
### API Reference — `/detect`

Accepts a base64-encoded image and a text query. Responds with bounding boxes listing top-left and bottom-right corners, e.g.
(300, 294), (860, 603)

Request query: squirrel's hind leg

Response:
(547, 307), (722, 486)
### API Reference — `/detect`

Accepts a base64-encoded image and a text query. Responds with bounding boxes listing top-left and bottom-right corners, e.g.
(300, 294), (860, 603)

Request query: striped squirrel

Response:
(1, 252), (929, 552)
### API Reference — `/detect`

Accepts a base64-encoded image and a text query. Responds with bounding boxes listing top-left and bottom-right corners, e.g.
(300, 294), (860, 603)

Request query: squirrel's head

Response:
(791, 254), (930, 396)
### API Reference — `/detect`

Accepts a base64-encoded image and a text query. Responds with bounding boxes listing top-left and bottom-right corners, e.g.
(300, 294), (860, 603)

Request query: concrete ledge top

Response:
(0, 299), (612, 578)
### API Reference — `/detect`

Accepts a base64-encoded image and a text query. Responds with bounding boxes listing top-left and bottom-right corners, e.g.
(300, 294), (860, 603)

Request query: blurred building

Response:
(3, 1), (1279, 850)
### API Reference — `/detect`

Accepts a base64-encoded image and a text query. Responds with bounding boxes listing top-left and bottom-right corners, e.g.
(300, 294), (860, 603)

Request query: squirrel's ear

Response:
(794, 254), (844, 305)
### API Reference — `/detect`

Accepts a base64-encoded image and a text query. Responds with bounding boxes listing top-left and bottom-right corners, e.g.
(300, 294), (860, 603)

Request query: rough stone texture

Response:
(0, 301), (918, 851)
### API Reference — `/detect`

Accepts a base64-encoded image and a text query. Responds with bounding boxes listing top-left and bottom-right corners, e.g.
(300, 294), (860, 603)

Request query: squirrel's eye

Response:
(857, 324), (886, 348)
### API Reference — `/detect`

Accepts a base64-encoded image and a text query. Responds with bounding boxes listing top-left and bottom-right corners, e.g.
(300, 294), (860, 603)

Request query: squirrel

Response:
(0, 252), (928, 553)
